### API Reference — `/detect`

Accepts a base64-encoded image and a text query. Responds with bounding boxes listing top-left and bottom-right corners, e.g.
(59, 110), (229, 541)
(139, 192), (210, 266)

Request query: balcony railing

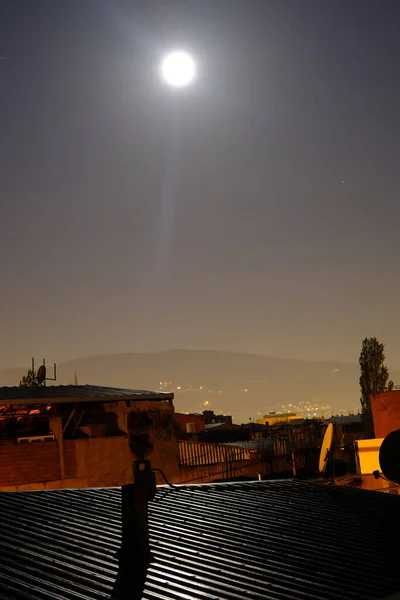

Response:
(179, 440), (256, 467)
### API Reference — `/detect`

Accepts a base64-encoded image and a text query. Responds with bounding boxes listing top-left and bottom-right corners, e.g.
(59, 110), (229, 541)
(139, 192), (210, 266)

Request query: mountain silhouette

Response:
(1, 350), (398, 423)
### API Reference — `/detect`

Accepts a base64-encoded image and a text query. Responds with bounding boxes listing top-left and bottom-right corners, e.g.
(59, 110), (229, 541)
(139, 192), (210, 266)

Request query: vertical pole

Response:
(120, 460), (155, 565)
(117, 464), (155, 600)
(50, 417), (65, 480)
(291, 451), (297, 478)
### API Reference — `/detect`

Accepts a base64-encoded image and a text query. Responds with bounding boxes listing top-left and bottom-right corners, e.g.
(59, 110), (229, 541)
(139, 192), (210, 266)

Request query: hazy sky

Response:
(1, 0), (400, 368)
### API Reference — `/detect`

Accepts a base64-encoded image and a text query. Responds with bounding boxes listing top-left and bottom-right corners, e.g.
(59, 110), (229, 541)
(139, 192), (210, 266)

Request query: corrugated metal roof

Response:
(0, 480), (399, 599)
(0, 385), (174, 404)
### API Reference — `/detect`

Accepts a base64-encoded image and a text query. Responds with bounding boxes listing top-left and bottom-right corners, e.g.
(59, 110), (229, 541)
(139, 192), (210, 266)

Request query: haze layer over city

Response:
(1, 1), (400, 423)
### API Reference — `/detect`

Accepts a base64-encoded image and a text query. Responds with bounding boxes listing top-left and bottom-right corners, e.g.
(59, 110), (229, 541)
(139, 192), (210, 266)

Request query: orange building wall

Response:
(0, 398), (181, 491)
(371, 390), (400, 438)
(0, 442), (60, 487)
(0, 403), (293, 491)
(173, 413), (205, 435)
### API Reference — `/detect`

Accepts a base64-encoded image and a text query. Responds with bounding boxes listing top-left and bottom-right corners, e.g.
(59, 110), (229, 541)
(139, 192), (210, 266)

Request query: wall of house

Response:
(0, 397), (181, 491)
(0, 434), (180, 491)
(0, 442), (60, 488)
(371, 391), (400, 439)
(256, 414), (304, 426)
(0, 436), (303, 491)
(173, 413), (205, 436)
(65, 437), (132, 486)
(0, 400), (304, 491)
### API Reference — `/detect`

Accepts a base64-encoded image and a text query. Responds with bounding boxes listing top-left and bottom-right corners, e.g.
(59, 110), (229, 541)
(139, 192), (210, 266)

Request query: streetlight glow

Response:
(161, 51), (196, 87)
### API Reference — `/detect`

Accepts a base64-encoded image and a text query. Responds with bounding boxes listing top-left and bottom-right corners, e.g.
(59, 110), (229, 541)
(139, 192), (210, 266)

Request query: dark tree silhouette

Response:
(19, 369), (39, 387)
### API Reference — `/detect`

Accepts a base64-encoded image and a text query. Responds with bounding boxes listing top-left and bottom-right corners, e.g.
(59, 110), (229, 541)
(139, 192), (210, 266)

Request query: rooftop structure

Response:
(256, 412), (304, 426)
(0, 479), (399, 599)
(203, 409), (232, 425)
(0, 385), (176, 491)
(372, 390), (400, 439)
(323, 414), (363, 425)
(0, 384), (174, 405)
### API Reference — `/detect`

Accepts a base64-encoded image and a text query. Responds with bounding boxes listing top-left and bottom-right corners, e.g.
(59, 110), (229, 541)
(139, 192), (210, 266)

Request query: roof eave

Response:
(0, 393), (174, 405)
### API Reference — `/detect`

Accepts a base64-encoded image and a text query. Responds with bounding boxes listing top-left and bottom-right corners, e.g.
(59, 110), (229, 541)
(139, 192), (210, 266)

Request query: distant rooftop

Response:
(241, 422), (266, 429)
(204, 422), (241, 430)
(0, 385), (174, 405)
(263, 412), (301, 418)
(323, 414), (362, 425)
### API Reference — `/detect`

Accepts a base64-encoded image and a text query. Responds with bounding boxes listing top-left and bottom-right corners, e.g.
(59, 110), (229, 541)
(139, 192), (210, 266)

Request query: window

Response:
(186, 423), (198, 433)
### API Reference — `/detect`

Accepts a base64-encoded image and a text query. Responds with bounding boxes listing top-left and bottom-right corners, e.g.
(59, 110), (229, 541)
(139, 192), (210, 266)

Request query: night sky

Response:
(1, 0), (400, 368)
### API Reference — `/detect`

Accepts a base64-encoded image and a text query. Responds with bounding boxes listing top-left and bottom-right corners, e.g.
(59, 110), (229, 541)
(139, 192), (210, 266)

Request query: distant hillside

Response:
(1, 350), (398, 423)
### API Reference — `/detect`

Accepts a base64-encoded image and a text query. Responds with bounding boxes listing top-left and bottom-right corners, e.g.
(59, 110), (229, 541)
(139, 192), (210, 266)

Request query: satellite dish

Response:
(37, 365), (46, 385)
(379, 429), (400, 484)
(319, 422), (334, 474)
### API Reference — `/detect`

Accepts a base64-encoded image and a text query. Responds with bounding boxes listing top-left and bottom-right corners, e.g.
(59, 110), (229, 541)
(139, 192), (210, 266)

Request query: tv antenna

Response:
(318, 422), (334, 476)
(32, 357), (57, 387)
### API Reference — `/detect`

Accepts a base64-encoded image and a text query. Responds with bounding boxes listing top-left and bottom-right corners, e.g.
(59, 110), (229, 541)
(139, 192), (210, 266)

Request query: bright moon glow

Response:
(161, 51), (196, 87)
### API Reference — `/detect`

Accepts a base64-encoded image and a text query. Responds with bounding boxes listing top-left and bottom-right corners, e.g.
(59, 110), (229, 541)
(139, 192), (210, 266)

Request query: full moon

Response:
(161, 51), (196, 87)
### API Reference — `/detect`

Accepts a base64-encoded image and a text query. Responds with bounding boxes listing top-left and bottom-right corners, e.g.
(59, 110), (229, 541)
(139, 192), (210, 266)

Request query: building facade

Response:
(0, 385), (284, 490)
(371, 390), (400, 439)
(256, 412), (304, 426)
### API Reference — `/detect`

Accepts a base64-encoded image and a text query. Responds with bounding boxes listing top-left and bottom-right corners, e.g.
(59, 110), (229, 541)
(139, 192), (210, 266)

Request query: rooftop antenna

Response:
(37, 364), (46, 386)
(318, 422), (334, 476)
(32, 357), (57, 387)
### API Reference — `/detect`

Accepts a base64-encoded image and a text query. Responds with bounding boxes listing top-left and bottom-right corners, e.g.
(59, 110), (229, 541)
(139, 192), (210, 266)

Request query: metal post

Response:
(114, 460), (156, 599)
(120, 460), (156, 563)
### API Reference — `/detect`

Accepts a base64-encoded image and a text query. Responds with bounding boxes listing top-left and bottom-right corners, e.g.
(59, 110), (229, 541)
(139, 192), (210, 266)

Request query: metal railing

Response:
(179, 440), (256, 467)
(223, 439), (288, 455)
